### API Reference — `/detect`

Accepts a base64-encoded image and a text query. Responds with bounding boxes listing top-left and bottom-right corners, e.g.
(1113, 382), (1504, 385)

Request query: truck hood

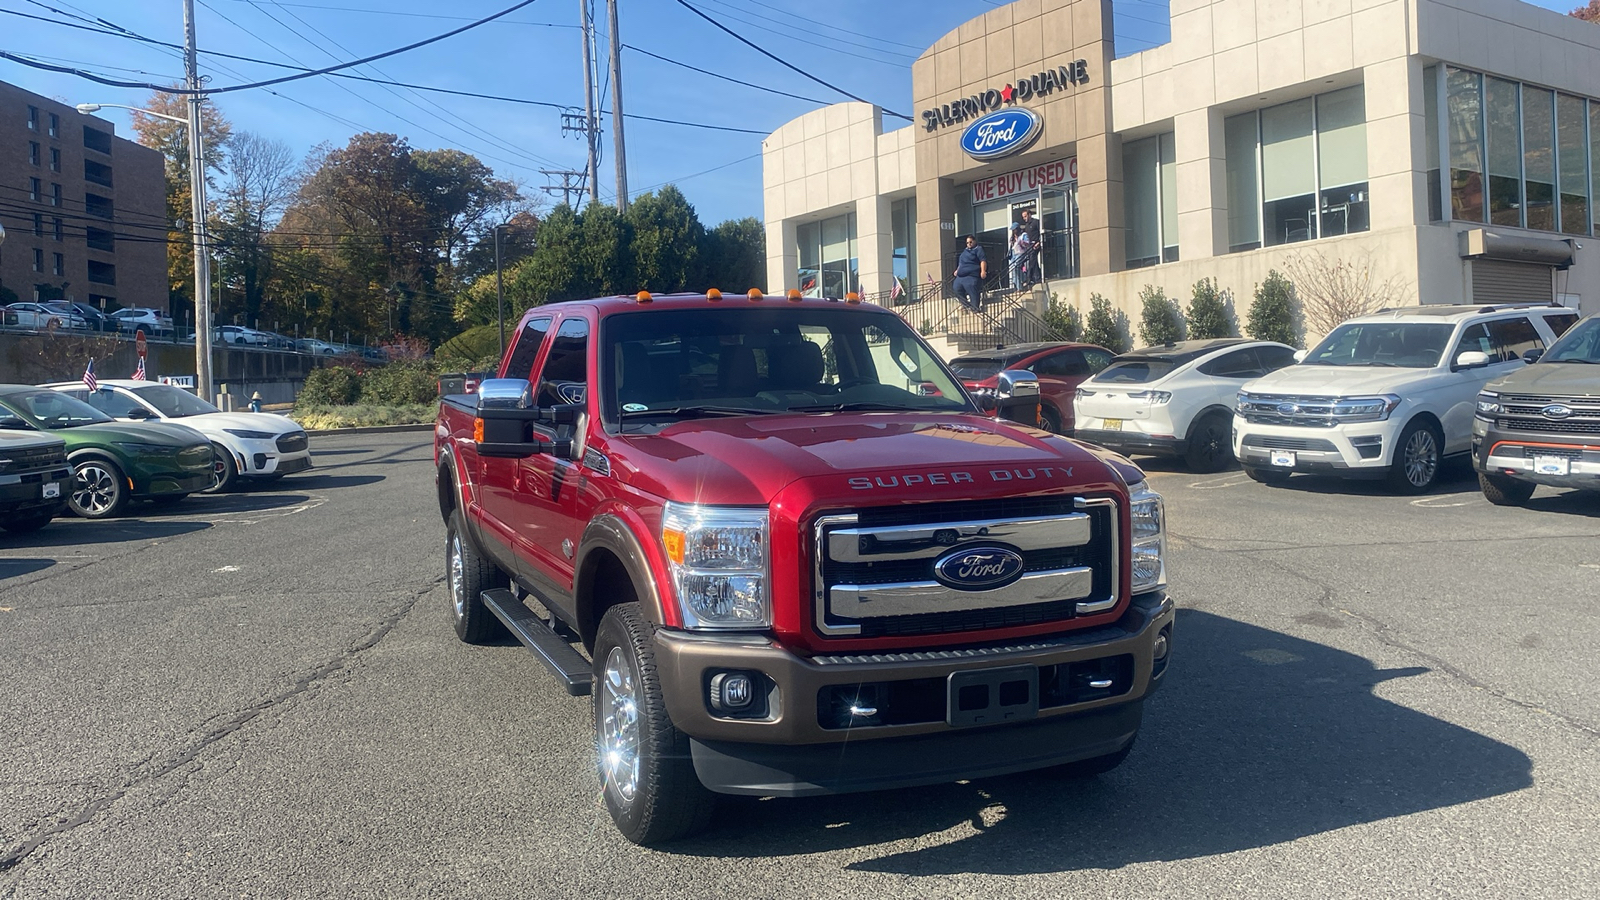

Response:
(609, 412), (1129, 506)
(1245, 364), (1441, 397)
(1485, 363), (1600, 398)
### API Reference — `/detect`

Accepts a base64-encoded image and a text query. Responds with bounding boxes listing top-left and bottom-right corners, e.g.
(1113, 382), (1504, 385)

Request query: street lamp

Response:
(76, 102), (214, 400)
(492, 222), (511, 358)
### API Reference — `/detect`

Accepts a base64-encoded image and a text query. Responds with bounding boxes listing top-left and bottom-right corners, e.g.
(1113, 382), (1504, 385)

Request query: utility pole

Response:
(182, 0), (214, 402)
(606, 0), (628, 212)
(539, 169), (589, 207)
(579, 0), (599, 206)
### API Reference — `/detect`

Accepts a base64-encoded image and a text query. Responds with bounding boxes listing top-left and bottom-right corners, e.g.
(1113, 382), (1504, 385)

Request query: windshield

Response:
(1543, 316), (1600, 363)
(602, 307), (971, 425)
(1094, 359), (1182, 384)
(1304, 322), (1455, 368)
(0, 389), (113, 429)
(133, 384), (221, 417)
(948, 358), (1006, 381)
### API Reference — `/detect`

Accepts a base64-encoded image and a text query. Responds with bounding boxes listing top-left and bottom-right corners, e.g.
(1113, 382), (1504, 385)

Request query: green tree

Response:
(1082, 293), (1127, 352)
(129, 89), (232, 317)
(213, 131), (296, 330)
(1246, 269), (1301, 347)
(700, 217), (766, 292)
(578, 204), (636, 296)
(1186, 277), (1235, 339)
(1137, 285), (1184, 346)
(1041, 295), (1080, 341)
(626, 186), (703, 292)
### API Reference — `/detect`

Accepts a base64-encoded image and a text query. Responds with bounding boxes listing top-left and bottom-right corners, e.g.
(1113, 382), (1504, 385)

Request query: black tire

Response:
(1479, 472), (1536, 506)
(1387, 419), (1443, 494)
(1050, 740), (1135, 779)
(445, 510), (508, 643)
(594, 602), (716, 845)
(68, 456), (129, 519)
(1040, 404), (1064, 435)
(2, 513), (55, 534)
(1244, 465), (1291, 484)
(203, 443), (236, 494)
(1183, 412), (1233, 473)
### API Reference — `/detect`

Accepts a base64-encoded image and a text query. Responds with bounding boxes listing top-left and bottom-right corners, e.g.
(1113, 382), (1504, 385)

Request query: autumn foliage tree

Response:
(1571, 2), (1600, 22)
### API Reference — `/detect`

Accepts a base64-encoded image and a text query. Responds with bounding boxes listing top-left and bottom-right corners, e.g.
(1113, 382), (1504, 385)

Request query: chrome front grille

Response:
(0, 445), (67, 471)
(812, 496), (1117, 639)
(1241, 434), (1339, 452)
(1237, 393), (1341, 428)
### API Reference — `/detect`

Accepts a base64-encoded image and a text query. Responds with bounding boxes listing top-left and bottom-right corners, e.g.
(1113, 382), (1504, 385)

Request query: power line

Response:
(624, 44), (830, 107)
(719, 0), (926, 52)
(669, 0), (911, 121)
(693, 0), (917, 62)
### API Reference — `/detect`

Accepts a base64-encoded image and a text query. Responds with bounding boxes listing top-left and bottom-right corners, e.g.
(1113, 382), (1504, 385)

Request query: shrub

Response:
(1246, 269), (1302, 347)
(362, 360), (441, 405)
(290, 402), (439, 431)
(1137, 285), (1185, 346)
(1082, 293), (1128, 353)
(1186, 278), (1235, 339)
(1041, 295), (1081, 341)
(298, 365), (362, 406)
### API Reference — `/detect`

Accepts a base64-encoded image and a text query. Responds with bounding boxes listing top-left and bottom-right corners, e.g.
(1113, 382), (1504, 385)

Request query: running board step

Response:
(481, 589), (593, 696)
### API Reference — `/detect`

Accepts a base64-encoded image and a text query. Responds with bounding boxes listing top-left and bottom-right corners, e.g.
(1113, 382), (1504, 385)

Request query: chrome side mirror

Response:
(995, 369), (1041, 400)
(477, 378), (534, 410)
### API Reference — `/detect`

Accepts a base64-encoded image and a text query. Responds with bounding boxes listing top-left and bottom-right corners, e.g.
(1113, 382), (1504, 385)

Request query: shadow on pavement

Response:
(1247, 456), (1477, 497)
(1521, 488), (1600, 518)
(667, 609), (1532, 872)
(0, 558), (56, 579)
(269, 473), (386, 491)
(1, 517), (212, 546)
(137, 492), (316, 517)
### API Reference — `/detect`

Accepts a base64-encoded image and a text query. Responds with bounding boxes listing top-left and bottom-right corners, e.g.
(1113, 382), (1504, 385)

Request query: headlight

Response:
(1129, 390), (1172, 405)
(1236, 391), (1251, 413)
(223, 428), (276, 439)
(1328, 394), (1401, 422)
(1128, 482), (1166, 593)
(111, 441), (176, 455)
(1475, 391), (1500, 419)
(661, 502), (770, 630)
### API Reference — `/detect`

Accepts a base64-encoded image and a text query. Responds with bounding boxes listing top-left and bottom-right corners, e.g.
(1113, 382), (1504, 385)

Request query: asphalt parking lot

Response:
(2, 433), (1598, 899)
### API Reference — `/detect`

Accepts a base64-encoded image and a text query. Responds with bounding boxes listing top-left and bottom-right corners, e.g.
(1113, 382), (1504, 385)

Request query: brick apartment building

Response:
(0, 79), (168, 314)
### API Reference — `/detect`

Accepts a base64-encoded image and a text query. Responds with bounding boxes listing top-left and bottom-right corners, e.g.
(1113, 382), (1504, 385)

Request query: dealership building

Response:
(762, 0), (1600, 348)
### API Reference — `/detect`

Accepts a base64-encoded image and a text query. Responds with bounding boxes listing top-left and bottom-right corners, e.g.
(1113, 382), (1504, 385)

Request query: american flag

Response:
(82, 358), (97, 392)
(132, 356), (146, 381)
(890, 280), (904, 303)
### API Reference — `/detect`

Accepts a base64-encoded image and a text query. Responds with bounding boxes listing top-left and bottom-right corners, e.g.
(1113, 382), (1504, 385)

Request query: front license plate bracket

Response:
(1271, 450), (1296, 468)
(947, 664), (1039, 728)
(1533, 456), (1570, 476)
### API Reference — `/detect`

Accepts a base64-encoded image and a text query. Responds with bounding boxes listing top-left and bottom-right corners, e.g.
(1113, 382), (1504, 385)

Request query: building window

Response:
(1424, 66), (1442, 222)
(48, 112), (59, 138)
(52, 218), (62, 241)
(84, 193), (114, 220)
(1226, 86), (1368, 252)
(1591, 102), (1600, 236)
(86, 227), (115, 252)
(83, 127), (113, 155)
(1123, 132), (1178, 267)
(1447, 68), (1485, 223)
(87, 261), (116, 286)
(890, 197), (917, 298)
(1557, 93), (1588, 236)
(27, 105), (38, 131)
(32, 213), (43, 237)
(49, 147), (60, 173)
(1522, 86), (1556, 232)
(84, 159), (113, 188)
(1484, 76), (1522, 228)
(32, 249), (44, 273)
(52, 253), (64, 277)
(49, 184), (61, 208)
(29, 177), (41, 202)
(796, 213), (857, 297)
(29, 141), (40, 166)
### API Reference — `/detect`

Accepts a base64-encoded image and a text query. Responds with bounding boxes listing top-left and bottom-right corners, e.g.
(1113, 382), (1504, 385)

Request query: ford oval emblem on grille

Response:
(1542, 404), (1573, 420)
(1277, 402), (1301, 416)
(932, 545), (1026, 591)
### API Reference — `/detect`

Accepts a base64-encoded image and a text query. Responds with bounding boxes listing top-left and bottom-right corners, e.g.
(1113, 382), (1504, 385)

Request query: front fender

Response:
(576, 509), (676, 647)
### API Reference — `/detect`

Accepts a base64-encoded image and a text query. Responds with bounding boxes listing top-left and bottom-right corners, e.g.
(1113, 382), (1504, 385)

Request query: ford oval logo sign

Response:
(1542, 404), (1573, 420)
(933, 545), (1026, 591)
(960, 109), (1043, 161)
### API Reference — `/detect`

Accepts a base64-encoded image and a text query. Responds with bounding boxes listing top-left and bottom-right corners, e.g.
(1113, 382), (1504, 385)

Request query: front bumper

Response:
(226, 435), (313, 477)
(1233, 418), (1393, 478)
(0, 466), (72, 518)
(1075, 428), (1185, 458)
(1474, 426), (1600, 489)
(654, 590), (1173, 796)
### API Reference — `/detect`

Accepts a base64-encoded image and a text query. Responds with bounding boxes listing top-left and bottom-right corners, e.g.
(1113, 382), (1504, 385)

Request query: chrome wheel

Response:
(1402, 429), (1438, 488)
(71, 462), (120, 517)
(599, 646), (641, 804)
(449, 532), (466, 620)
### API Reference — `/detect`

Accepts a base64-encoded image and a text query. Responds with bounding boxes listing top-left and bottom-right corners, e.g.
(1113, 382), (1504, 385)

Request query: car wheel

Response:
(1244, 465), (1291, 484)
(1048, 739), (1136, 779)
(594, 601), (716, 845)
(1479, 472), (1536, 506)
(69, 457), (129, 519)
(202, 443), (237, 494)
(1040, 405), (1064, 434)
(1387, 420), (1443, 494)
(1183, 412), (1234, 473)
(2, 513), (56, 534)
(446, 510), (508, 643)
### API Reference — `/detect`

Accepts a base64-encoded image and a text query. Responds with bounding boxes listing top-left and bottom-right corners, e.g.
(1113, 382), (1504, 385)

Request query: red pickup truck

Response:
(434, 290), (1173, 844)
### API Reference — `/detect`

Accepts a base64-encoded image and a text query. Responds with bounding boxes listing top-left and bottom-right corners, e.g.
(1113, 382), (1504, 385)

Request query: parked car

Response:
(40, 302), (93, 329)
(4, 302), (82, 330)
(56, 302), (112, 332)
(0, 427), (72, 534)
(1234, 303), (1579, 493)
(1472, 310), (1600, 505)
(296, 338), (340, 356)
(109, 308), (174, 337)
(259, 331), (295, 350)
(47, 379), (312, 493)
(213, 325), (270, 346)
(949, 341), (1116, 433)
(1075, 339), (1298, 472)
(0, 385), (213, 518)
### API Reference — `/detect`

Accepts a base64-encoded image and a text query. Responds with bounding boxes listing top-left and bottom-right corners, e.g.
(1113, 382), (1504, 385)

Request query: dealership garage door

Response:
(1471, 259), (1554, 304)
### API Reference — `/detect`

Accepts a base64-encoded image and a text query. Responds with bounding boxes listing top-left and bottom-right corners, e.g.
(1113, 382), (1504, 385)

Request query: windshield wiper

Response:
(619, 405), (780, 419)
(1550, 358), (1600, 364)
(790, 401), (946, 413)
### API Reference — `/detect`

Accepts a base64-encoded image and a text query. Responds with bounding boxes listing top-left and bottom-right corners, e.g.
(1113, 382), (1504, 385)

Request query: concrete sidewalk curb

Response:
(305, 423), (435, 437)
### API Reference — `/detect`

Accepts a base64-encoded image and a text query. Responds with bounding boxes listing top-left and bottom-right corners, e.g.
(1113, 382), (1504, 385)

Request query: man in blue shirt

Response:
(952, 234), (987, 311)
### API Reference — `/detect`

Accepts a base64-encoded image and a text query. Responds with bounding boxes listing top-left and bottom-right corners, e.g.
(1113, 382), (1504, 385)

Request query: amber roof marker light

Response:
(636, 291), (653, 304)
(845, 292), (862, 305)
(748, 288), (764, 302)
(786, 289), (803, 302)
(706, 288), (723, 302)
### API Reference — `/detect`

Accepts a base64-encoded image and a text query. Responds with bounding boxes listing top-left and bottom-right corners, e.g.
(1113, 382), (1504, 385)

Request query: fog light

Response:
(1152, 630), (1169, 661)
(1151, 626), (1172, 679)
(253, 452), (269, 470)
(709, 671), (755, 711)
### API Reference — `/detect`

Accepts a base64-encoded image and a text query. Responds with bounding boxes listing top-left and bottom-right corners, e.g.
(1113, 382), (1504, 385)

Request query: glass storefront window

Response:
(1316, 86), (1369, 237)
(1124, 132), (1177, 267)
(1592, 101), (1600, 236)
(797, 221), (820, 295)
(1557, 93), (1588, 236)
(1424, 66), (1442, 222)
(1262, 98), (1316, 247)
(1447, 67), (1485, 222)
(1523, 86), (1556, 232)
(1485, 77), (1522, 228)
(890, 197), (917, 293)
(1226, 112), (1261, 249)
(795, 213), (857, 297)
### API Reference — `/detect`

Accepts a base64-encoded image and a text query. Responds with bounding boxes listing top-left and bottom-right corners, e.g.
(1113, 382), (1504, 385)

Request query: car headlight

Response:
(1328, 394), (1401, 422)
(111, 441), (176, 455)
(223, 428), (277, 439)
(661, 502), (770, 630)
(1475, 391), (1500, 419)
(1129, 390), (1172, 405)
(1129, 482), (1166, 593)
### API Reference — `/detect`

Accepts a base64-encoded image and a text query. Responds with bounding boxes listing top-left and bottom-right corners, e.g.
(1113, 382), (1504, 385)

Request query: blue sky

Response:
(0, 0), (1578, 226)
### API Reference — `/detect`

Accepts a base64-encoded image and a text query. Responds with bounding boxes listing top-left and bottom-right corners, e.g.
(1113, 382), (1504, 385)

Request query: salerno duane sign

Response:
(921, 59), (1090, 132)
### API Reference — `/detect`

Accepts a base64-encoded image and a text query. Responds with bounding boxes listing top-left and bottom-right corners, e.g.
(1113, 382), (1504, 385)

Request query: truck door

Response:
(510, 316), (594, 603)
(476, 316), (552, 559)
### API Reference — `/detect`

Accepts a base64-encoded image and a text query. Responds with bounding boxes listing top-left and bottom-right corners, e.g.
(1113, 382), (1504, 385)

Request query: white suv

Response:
(1234, 303), (1579, 493)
